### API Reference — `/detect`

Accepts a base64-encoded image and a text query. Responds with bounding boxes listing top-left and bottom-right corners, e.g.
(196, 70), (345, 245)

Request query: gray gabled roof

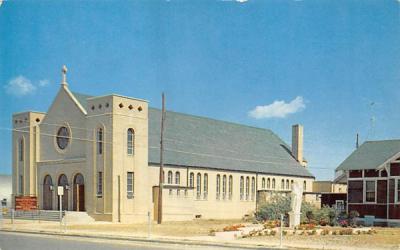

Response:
(336, 140), (400, 171)
(148, 108), (314, 178)
(70, 91), (314, 178)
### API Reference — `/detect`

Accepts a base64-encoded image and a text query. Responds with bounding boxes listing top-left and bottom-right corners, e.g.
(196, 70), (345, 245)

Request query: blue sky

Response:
(1, 0), (400, 180)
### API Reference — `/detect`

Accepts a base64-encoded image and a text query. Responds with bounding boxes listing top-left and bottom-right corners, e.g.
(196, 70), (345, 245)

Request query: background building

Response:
(0, 175), (12, 207)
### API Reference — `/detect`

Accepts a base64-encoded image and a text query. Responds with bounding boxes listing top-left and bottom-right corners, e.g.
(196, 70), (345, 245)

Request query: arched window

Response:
(291, 180), (294, 189)
(262, 178), (265, 189)
(167, 171), (173, 184)
(216, 174), (221, 200)
(222, 175), (227, 200)
(19, 138), (24, 161)
(162, 170), (165, 183)
(228, 175), (233, 200)
(267, 178), (271, 189)
(97, 128), (103, 155)
(281, 179), (285, 190)
(175, 171), (180, 184)
(246, 177), (250, 200)
(127, 128), (134, 155)
(196, 173), (201, 199)
(286, 180), (290, 189)
(251, 177), (255, 201)
(240, 176), (244, 200)
(189, 173), (194, 187)
(204, 174), (208, 199)
(303, 180), (307, 191)
(272, 178), (276, 189)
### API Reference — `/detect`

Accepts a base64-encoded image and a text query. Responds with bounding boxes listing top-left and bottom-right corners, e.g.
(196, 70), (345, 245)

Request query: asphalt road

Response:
(0, 231), (262, 250)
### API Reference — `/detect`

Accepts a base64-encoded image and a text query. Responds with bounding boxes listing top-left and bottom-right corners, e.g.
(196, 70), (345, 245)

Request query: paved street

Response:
(0, 231), (262, 250)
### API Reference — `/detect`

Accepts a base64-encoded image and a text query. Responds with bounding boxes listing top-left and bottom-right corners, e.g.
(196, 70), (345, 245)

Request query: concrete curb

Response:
(0, 229), (284, 249)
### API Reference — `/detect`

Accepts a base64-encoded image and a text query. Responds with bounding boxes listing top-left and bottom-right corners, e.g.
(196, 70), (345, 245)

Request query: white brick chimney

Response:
(292, 124), (306, 167)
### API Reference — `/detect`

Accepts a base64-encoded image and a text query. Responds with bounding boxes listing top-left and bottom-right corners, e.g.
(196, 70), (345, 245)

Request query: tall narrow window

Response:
(246, 177), (249, 200)
(262, 178), (265, 189)
(291, 180), (294, 189)
(267, 178), (271, 189)
(251, 177), (255, 201)
(216, 174), (221, 200)
(127, 172), (134, 198)
(303, 180), (307, 191)
(240, 176), (244, 200)
(196, 173), (201, 199)
(19, 175), (23, 194)
(281, 179), (285, 190)
(272, 178), (276, 189)
(204, 174), (208, 199)
(97, 128), (103, 155)
(228, 175), (233, 200)
(365, 180), (376, 202)
(19, 139), (24, 161)
(168, 171), (173, 184)
(175, 171), (180, 184)
(189, 173), (194, 188)
(286, 180), (289, 190)
(127, 128), (134, 155)
(222, 175), (227, 200)
(397, 179), (400, 203)
(97, 172), (103, 197)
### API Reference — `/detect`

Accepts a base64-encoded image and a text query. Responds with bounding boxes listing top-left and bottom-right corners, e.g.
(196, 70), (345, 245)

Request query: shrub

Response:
(256, 195), (291, 221)
(348, 210), (360, 226)
(270, 230), (277, 236)
(321, 228), (330, 235)
(339, 228), (353, 235)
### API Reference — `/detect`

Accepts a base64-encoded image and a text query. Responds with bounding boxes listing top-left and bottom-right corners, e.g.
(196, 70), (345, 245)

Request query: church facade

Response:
(12, 67), (314, 223)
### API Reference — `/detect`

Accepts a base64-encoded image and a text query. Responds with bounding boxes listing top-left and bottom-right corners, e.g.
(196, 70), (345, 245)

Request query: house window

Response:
(303, 181), (307, 191)
(228, 175), (233, 200)
(204, 174), (208, 199)
(246, 177), (249, 200)
(281, 179), (285, 190)
(167, 171), (173, 184)
(19, 175), (23, 194)
(189, 173), (194, 188)
(262, 178), (265, 189)
(196, 173), (201, 199)
(127, 172), (134, 199)
(272, 178), (275, 189)
(175, 171), (180, 184)
(127, 128), (134, 155)
(240, 176), (244, 200)
(97, 128), (103, 155)
(267, 178), (271, 189)
(97, 172), (103, 197)
(19, 139), (24, 161)
(222, 175), (227, 200)
(365, 180), (376, 202)
(216, 174), (221, 200)
(251, 177), (255, 201)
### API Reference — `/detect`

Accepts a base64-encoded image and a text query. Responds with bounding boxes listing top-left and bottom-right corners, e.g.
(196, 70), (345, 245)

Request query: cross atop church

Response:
(61, 65), (68, 86)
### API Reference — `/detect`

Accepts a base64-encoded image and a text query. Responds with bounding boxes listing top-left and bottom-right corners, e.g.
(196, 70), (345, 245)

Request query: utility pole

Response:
(157, 93), (166, 224)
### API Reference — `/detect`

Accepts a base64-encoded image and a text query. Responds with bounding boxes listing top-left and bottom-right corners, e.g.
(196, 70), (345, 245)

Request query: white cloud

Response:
(38, 79), (50, 87)
(236, 0), (248, 3)
(248, 96), (306, 119)
(4, 76), (37, 97)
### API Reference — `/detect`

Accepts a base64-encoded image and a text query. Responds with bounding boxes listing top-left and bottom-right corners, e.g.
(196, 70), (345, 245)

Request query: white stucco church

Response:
(12, 66), (314, 223)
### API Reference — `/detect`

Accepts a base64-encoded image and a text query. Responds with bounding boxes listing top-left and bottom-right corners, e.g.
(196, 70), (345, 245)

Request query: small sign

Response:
(58, 186), (64, 196)
(15, 196), (37, 211)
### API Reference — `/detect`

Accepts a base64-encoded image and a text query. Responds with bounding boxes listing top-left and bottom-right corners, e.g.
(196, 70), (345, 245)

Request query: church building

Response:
(12, 66), (314, 223)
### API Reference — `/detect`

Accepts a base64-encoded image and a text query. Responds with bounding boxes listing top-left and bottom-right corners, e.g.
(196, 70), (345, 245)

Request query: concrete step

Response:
(63, 211), (95, 225)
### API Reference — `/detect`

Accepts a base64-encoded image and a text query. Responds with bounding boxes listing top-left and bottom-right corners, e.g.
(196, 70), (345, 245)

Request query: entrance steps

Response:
(63, 211), (95, 225)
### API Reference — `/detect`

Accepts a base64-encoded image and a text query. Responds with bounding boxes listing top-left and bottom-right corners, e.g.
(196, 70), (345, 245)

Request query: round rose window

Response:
(56, 126), (70, 150)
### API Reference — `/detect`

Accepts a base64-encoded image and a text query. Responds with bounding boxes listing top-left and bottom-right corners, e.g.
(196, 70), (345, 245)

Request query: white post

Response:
(280, 214), (283, 248)
(58, 186), (64, 232)
(147, 211), (151, 239)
